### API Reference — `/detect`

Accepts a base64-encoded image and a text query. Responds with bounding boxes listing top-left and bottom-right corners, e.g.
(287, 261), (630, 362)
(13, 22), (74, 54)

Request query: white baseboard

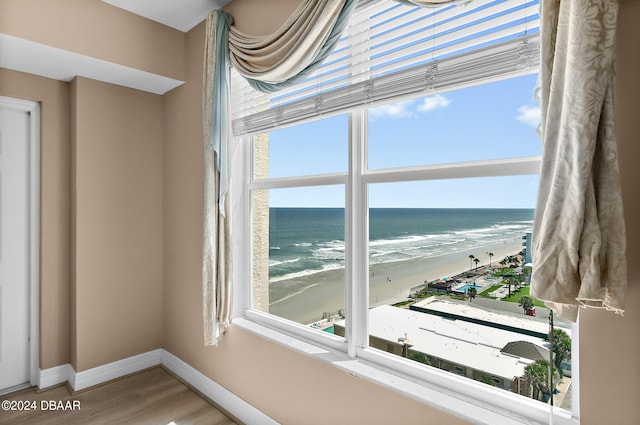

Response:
(161, 350), (279, 425)
(38, 364), (72, 389)
(37, 349), (277, 425)
(70, 349), (162, 391)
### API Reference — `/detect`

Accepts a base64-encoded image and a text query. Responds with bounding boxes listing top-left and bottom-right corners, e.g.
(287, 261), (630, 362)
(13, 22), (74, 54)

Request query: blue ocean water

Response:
(268, 208), (533, 283)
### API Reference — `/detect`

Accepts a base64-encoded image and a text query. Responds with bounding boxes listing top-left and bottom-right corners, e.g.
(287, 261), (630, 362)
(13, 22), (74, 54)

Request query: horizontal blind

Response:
(231, 0), (540, 136)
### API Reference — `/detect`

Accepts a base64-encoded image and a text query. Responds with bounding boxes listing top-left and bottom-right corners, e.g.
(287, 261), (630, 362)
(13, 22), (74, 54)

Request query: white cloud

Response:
(516, 105), (541, 127)
(368, 95), (451, 120)
(368, 100), (415, 119)
(418, 94), (452, 112)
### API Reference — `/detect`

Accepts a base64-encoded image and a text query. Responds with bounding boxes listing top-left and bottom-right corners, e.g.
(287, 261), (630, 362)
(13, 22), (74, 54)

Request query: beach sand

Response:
(268, 240), (523, 325)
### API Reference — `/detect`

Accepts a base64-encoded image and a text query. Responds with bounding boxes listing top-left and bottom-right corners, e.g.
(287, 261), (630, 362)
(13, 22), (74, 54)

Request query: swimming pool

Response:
(456, 284), (481, 293)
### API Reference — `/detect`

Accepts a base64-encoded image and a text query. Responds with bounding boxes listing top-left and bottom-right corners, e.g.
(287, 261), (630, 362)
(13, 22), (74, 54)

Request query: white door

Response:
(0, 102), (31, 392)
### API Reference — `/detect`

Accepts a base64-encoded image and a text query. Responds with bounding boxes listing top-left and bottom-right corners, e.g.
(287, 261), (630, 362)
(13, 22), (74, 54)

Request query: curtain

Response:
(531, 0), (627, 322)
(201, 0), (480, 345)
(202, 10), (232, 346)
(202, 0), (357, 346)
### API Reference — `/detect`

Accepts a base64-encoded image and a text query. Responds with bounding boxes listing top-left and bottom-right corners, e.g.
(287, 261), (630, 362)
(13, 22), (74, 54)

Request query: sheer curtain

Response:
(531, 0), (627, 322)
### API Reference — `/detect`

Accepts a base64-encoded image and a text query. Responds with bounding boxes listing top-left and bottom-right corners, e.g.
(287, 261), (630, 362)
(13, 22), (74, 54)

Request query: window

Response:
(232, 1), (576, 424)
(250, 114), (348, 329)
(251, 185), (346, 325)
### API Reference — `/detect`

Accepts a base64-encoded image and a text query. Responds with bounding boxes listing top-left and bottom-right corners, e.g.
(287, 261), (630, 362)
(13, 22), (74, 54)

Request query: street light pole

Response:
(549, 310), (554, 407)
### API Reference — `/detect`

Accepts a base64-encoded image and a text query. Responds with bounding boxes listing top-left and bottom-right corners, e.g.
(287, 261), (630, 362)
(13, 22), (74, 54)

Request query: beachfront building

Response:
(427, 279), (455, 294)
(522, 232), (533, 265)
(252, 133), (270, 313)
(410, 297), (560, 339)
(334, 304), (550, 392)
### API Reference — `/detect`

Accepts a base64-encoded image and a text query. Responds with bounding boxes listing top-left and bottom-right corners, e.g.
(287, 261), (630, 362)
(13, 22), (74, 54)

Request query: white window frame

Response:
(227, 1), (579, 423)
(231, 107), (579, 425)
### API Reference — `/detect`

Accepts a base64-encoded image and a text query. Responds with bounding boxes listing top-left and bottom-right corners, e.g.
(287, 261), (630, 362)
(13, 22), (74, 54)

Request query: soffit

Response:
(0, 34), (183, 95)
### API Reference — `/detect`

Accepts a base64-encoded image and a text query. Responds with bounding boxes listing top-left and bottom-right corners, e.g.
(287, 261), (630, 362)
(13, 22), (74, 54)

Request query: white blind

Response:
(231, 0), (540, 136)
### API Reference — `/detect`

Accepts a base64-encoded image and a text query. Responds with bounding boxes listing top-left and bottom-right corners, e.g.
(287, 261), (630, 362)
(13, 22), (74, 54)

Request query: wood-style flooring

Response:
(0, 367), (238, 425)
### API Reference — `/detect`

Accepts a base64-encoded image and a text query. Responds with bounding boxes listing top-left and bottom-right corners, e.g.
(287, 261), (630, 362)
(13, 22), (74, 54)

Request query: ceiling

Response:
(0, 0), (232, 95)
(101, 0), (231, 32)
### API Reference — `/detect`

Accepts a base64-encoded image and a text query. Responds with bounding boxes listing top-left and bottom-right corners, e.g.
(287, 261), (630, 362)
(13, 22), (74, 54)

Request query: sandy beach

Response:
(269, 240), (523, 324)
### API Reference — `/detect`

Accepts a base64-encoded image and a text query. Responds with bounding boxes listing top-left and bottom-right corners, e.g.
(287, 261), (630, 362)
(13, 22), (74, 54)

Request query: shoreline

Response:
(269, 240), (524, 325)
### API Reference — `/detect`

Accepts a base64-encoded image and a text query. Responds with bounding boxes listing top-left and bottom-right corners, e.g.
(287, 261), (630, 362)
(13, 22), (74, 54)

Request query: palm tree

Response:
(468, 287), (477, 301)
(488, 252), (494, 267)
(552, 329), (571, 376)
(473, 258), (480, 270)
(504, 275), (520, 298)
(468, 254), (475, 271)
(523, 360), (551, 401)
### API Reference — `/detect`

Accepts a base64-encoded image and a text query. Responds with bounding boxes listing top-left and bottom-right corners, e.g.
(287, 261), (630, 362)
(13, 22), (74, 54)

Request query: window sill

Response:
(233, 316), (577, 425)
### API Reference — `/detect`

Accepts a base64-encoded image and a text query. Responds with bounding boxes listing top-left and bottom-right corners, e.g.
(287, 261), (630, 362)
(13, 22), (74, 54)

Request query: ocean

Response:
(268, 208), (534, 306)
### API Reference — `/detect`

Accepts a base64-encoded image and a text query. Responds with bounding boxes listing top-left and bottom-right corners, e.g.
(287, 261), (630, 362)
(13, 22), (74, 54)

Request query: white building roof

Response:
(362, 304), (550, 380)
(413, 297), (571, 338)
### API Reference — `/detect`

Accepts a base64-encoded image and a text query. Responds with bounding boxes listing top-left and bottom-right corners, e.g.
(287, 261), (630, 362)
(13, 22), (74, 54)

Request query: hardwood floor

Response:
(0, 367), (238, 425)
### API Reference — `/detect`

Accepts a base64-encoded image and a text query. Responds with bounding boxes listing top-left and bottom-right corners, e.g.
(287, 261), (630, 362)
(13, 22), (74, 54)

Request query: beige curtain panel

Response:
(203, 11), (231, 346)
(531, 0), (627, 322)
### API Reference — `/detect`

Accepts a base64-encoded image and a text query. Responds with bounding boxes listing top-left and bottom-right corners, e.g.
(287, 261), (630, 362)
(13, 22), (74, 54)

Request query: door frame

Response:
(0, 96), (40, 387)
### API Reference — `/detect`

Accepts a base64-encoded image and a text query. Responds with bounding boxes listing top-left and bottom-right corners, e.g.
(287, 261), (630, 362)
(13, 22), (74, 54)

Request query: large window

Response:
(233, 1), (576, 424)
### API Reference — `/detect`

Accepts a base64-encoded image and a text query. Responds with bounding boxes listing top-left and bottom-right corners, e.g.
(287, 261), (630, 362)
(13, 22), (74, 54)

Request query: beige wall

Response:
(71, 76), (164, 371)
(578, 0), (640, 423)
(161, 22), (209, 366)
(0, 72), (165, 372)
(0, 0), (185, 81)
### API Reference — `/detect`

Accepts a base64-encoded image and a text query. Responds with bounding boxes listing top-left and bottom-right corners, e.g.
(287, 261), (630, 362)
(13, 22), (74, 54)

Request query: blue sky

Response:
(266, 73), (541, 209)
